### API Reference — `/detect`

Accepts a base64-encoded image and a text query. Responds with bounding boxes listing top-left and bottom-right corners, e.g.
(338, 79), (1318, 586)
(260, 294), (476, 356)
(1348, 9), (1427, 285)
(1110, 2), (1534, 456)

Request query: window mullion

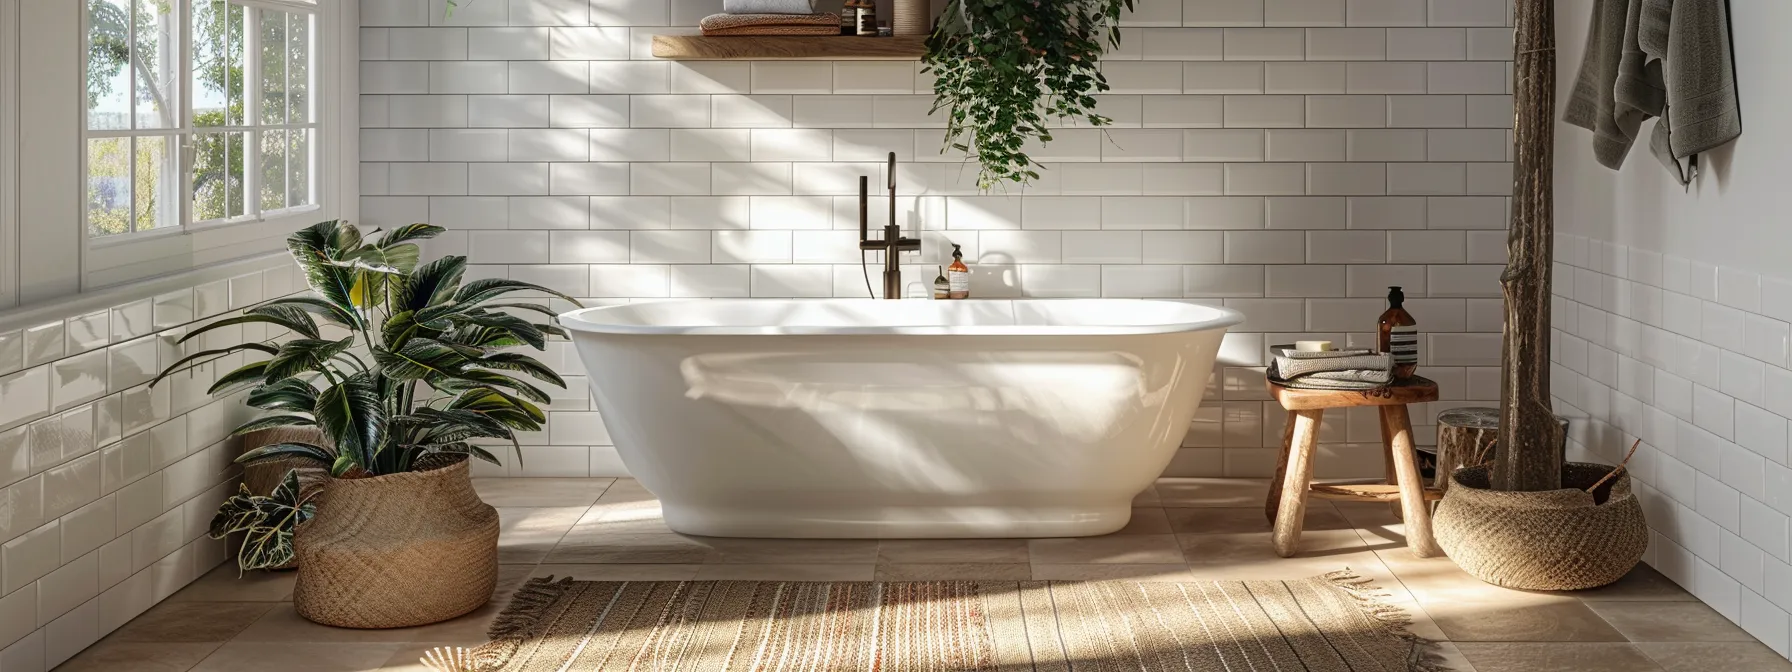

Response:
(179, 0), (194, 233)
(243, 5), (260, 221)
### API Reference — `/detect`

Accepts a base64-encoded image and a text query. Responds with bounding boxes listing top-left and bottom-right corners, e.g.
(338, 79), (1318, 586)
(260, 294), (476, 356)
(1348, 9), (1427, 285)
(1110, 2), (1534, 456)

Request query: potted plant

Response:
(1429, 0), (1647, 590)
(923, 0), (1134, 189)
(153, 220), (580, 627)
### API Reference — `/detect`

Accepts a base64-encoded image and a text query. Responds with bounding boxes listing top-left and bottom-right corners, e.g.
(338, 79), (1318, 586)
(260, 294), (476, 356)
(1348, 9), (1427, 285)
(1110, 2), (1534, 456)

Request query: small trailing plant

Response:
(154, 220), (579, 570)
(923, 0), (1134, 189)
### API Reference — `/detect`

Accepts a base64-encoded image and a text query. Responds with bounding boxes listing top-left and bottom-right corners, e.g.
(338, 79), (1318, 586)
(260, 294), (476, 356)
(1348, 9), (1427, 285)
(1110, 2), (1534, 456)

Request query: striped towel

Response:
(700, 12), (839, 32)
(723, 0), (816, 13)
(1268, 345), (1393, 390)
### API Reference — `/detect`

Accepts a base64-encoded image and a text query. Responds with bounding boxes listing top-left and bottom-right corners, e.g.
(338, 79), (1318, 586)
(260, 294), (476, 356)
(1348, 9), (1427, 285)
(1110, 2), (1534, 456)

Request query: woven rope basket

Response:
(292, 456), (499, 628)
(1433, 462), (1648, 591)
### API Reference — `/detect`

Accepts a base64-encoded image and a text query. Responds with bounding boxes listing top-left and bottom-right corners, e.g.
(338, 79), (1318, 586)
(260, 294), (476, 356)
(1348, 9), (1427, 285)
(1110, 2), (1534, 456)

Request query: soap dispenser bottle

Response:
(1377, 286), (1418, 379)
(947, 245), (971, 299)
(933, 266), (950, 300)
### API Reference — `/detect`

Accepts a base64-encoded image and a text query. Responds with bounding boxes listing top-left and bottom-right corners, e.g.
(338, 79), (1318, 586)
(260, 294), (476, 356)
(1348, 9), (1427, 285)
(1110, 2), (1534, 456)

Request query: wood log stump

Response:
(1435, 407), (1568, 492)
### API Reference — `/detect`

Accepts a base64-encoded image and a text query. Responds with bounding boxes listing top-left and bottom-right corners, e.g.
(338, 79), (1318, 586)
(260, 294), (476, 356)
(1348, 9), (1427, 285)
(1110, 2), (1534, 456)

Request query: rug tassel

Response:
(444, 575), (580, 672)
(1321, 569), (1453, 672)
(420, 646), (476, 672)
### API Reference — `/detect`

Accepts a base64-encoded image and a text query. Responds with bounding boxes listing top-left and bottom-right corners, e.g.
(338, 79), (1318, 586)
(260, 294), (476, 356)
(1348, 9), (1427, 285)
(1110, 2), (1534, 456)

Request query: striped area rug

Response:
(425, 571), (1443, 671)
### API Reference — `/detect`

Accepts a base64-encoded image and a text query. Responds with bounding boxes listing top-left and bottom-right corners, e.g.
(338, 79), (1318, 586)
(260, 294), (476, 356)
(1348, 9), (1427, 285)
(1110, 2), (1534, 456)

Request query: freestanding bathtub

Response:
(560, 299), (1241, 538)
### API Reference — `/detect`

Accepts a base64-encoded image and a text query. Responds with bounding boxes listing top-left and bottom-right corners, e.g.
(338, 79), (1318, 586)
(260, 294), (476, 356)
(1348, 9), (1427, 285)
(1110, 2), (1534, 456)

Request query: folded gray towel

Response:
(722, 0), (816, 14)
(1269, 346), (1392, 379)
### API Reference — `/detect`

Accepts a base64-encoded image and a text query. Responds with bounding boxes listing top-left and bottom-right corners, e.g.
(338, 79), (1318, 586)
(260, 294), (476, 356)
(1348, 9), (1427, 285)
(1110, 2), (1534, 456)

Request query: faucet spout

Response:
(859, 152), (921, 299)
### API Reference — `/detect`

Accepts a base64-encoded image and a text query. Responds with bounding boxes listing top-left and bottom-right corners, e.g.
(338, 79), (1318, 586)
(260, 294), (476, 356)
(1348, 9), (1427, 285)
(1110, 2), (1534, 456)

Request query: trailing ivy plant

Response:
(923, 0), (1134, 189)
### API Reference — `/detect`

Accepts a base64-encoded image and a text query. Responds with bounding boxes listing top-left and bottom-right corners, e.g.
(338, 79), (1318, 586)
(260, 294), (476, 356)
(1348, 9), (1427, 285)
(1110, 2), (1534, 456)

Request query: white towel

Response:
(722, 0), (817, 14)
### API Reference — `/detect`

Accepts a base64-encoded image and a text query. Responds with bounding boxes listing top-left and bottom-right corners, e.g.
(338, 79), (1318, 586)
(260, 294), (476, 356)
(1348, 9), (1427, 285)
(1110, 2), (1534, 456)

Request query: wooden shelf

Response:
(651, 35), (927, 60)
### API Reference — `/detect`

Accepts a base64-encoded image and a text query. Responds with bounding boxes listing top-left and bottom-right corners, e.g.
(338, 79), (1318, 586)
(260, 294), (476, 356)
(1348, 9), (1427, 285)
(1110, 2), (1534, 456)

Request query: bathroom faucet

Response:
(859, 152), (921, 299)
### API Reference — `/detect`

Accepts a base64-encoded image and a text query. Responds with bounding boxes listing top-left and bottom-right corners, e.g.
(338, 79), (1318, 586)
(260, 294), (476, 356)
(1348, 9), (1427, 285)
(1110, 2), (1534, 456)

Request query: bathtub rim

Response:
(557, 298), (1244, 337)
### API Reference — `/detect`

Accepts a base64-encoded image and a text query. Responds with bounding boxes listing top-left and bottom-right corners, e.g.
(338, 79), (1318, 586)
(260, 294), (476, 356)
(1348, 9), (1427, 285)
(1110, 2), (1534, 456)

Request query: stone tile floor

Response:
(55, 478), (1792, 672)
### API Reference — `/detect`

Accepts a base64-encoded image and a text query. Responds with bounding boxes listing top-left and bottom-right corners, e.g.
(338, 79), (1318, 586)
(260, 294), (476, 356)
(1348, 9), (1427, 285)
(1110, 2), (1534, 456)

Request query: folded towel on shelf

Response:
(722, 0), (817, 14)
(699, 12), (838, 31)
(1267, 344), (1394, 391)
(701, 23), (842, 36)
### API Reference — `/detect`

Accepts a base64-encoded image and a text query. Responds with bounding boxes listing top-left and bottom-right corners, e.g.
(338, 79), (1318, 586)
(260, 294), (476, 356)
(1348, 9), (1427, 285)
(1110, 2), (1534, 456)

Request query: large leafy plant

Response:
(155, 219), (579, 477)
(923, 0), (1134, 189)
(156, 220), (578, 570)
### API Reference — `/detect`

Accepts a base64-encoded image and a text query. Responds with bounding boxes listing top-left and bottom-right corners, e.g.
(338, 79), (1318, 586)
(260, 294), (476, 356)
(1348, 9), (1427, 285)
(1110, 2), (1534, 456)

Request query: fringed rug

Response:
(423, 571), (1443, 671)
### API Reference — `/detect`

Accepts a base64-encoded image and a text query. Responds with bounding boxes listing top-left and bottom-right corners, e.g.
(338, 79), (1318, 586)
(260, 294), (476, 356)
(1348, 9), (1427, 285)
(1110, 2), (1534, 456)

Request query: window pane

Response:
(259, 10), (287, 126)
(260, 129), (288, 211)
(192, 0), (243, 128)
(132, 0), (180, 129)
(133, 136), (178, 231)
(193, 131), (246, 221)
(86, 0), (131, 131)
(87, 138), (132, 237)
(288, 129), (311, 207)
(287, 13), (310, 123)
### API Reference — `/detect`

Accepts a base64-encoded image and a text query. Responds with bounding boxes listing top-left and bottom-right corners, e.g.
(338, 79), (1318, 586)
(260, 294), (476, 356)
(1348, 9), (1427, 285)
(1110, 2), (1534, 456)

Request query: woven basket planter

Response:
(1433, 462), (1648, 591)
(292, 456), (499, 628)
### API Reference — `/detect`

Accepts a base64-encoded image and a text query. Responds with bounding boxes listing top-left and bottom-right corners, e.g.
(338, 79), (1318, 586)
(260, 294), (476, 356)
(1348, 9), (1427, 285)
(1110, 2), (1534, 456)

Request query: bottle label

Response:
(1388, 326), (1419, 366)
(948, 270), (969, 298)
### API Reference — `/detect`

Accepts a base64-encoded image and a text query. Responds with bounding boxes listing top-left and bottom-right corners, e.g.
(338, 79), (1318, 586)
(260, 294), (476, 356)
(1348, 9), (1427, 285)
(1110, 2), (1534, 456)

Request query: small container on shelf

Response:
(1377, 285), (1418, 379)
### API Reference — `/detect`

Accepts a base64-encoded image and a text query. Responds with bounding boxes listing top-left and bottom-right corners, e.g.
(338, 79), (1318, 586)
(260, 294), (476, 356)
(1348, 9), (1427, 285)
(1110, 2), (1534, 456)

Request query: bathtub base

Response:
(661, 502), (1135, 539)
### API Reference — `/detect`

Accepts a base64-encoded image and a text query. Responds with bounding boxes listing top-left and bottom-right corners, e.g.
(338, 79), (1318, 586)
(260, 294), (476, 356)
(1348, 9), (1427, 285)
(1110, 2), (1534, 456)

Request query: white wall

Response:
(1554, 0), (1792, 659)
(366, 0), (1516, 478)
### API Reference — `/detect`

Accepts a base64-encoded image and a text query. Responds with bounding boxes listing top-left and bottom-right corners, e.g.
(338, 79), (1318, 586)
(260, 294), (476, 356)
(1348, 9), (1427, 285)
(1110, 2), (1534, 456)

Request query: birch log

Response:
(1493, 0), (1563, 492)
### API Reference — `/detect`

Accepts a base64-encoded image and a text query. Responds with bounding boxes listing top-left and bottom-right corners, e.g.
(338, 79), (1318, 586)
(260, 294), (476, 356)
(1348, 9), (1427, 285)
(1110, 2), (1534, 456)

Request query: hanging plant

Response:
(923, 0), (1133, 190)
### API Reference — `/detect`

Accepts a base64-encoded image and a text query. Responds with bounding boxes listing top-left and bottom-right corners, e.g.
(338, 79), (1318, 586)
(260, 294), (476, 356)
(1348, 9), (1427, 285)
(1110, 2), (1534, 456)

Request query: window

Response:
(83, 0), (318, 239)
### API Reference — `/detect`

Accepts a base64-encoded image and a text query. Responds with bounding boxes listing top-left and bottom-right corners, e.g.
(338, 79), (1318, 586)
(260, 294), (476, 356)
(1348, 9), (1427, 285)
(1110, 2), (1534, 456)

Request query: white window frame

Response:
(78, 0), (340, 289)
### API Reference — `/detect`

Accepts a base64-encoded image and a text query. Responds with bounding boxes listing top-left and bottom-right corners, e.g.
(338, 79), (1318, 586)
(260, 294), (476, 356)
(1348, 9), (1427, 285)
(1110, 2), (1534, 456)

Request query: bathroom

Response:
(0, 0), (1783, 669)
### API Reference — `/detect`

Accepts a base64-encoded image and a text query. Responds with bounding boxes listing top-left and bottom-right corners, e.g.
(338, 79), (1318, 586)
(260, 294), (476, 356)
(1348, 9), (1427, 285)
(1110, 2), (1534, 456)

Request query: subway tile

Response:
(469, 95), (548, 128)
(1103, 266), (1186, 298)
(1122, 0), (1183, 26)
(751, 266), (834, 298)
(832, 62), (915, 94)
(752, 62), (834, 94)
(1183, 63), (1266, 94)
(548, 26), (629, 60)
(1306, 28), (1385, 60)
(716, 95), (797, 128)
(1022, 197), (1104, 230)
(1264, 62), (1347, 94)
(1266, 129), (1347, 161)
(1307, 231), (1387, 263)
(1346, 0), (1426, 25)
(509, 61), (590, 94)
(670, 265), (750, 298)
(469, 27), (549, 60)
(628, 95), (708, 128)
(1020, 266), (1103, 298)
(1387, 27), (1464, 59)
(387, 27), (468, 60)
(1267, 196), (1347, 229)
(1142, 232), (1225, 264)
(794, 95), (875, 128)
(1427, 0), (1509, 27)
(1347, 62), (1427, 93)
(469, 162), (551, 196)
(1184, 130), (1266, 162)
(1184, 0), (1265, 27)
(1346, 129), (1427, 162)
(1104, 62), (1188, 94)
(548, 231), (631, 264)
(1266, 265), (1344, 297)
(1426, 62), (1506, 94)
(1225, 164), (1306, 195)
(1387, 94), (1465, 127)
(589, 265), (670, 298)
(1308, 163), (1387, 195)
(591, 196), (672, 230)
(1266, 0), (1345, 25)
(1142, 164), (1226, 195)
(1225, 230), (1306, 264)
(1061, 232), (1143, 264)
(1223, 28), (1305, 60)
(1306, 95), (1387, 127)
(431, 61), (508, 94)
(1103, 129), (1185, 162)
(589, 61), (672, 94)
(1140, 28), (1225, 60)
(1387, 162), (1465, 194)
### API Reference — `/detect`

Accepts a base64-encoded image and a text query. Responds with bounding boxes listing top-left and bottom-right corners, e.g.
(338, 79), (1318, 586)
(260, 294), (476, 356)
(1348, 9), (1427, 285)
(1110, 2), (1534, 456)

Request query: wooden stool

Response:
(1264, 376), (1443, 559)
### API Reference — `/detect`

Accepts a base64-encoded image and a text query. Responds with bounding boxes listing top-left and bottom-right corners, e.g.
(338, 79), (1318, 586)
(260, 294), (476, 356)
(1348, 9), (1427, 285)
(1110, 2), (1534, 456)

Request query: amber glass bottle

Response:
(1378, 286), (1418, 379)
(947, 245), (970, 299)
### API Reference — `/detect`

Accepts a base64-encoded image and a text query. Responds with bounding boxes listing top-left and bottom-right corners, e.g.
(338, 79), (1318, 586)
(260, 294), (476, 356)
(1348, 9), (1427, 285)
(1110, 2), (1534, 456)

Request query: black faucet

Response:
(859, 152), (921, 299)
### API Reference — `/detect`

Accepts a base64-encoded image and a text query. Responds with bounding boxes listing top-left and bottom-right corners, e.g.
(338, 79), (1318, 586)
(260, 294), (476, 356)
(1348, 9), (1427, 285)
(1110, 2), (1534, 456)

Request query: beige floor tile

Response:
(1166, 506), (1351, 534)
(1430, 642), (1479, 672)
(1113, 507), (1173, 535)
(107, 602), (276, 643)
(572, 504), (678, 535)
(875, 539), (1029, 564)
(1028, 534), (1184, 564)
(190, 642), (408, 671)
(693, 564), (875, 581)
(1179, 528), (1365, 563)
(1029, 564), (1194, 582)
(167, 565), (296, 602)
(1583, 601), (1757, 642)
(495, 506), (585, 564)
(1153, 478), (1271, 507)
(472, 477), (614, 507)
(545, 532), (722, 564)
(701, 538), (880, 564)
(53, 641), (221, 672)
(232, 604), (433, 643)
(1575, 565), (1697, 602)
(1424, 598), (1629, 642)
(1635, 642), (1792, 671)
(530, 563), (703, 581)
(1132, 484), (1161, 506)
(1454, 642), (1665, 671)
(874, 564), (1033, 581)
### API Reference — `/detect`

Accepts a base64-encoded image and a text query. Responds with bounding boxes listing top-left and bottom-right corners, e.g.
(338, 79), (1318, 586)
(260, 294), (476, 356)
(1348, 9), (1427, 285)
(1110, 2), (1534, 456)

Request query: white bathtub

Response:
(560, 299), (1241, 538)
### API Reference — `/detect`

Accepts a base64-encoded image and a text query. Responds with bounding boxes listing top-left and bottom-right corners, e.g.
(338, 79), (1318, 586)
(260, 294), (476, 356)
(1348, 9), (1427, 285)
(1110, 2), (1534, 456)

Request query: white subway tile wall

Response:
(1554, 233), (1792, 659)
(0, 258), (300, 667)
(359, 0), (1513, 480)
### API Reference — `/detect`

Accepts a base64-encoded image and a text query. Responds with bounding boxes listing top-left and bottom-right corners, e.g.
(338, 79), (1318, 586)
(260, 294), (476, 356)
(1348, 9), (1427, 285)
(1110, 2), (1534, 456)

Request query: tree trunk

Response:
(1493, 0), (1563, 492)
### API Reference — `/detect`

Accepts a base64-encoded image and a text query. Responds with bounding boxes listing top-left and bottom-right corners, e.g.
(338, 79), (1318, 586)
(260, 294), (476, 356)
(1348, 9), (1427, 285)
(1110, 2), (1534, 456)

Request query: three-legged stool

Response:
(1264, 376), (1442, 559)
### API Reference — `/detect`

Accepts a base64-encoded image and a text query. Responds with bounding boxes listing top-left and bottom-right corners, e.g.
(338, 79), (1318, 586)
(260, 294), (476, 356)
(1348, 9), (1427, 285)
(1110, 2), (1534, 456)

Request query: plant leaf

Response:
(230, 414), (318, 436)
(262, 337), (355, 382)
(235, 442), (335, 465)
(245, 379), (319, 413)
(474, 352), (566, 388)
(397, 256), (467, 312)
(208, 470), (317, 573)
(313, 373), (385, 472)
(374, 339), (472, 381)
(151, 343), (280, 388)
(379, 223), (446, 247)
(451, 278), (583, 309)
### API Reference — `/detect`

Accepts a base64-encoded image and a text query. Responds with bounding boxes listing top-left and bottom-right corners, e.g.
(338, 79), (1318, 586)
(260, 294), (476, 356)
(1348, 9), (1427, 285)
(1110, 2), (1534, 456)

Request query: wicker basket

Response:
(1433, 462), (1648, 591)
(292, 456), (499, 628)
